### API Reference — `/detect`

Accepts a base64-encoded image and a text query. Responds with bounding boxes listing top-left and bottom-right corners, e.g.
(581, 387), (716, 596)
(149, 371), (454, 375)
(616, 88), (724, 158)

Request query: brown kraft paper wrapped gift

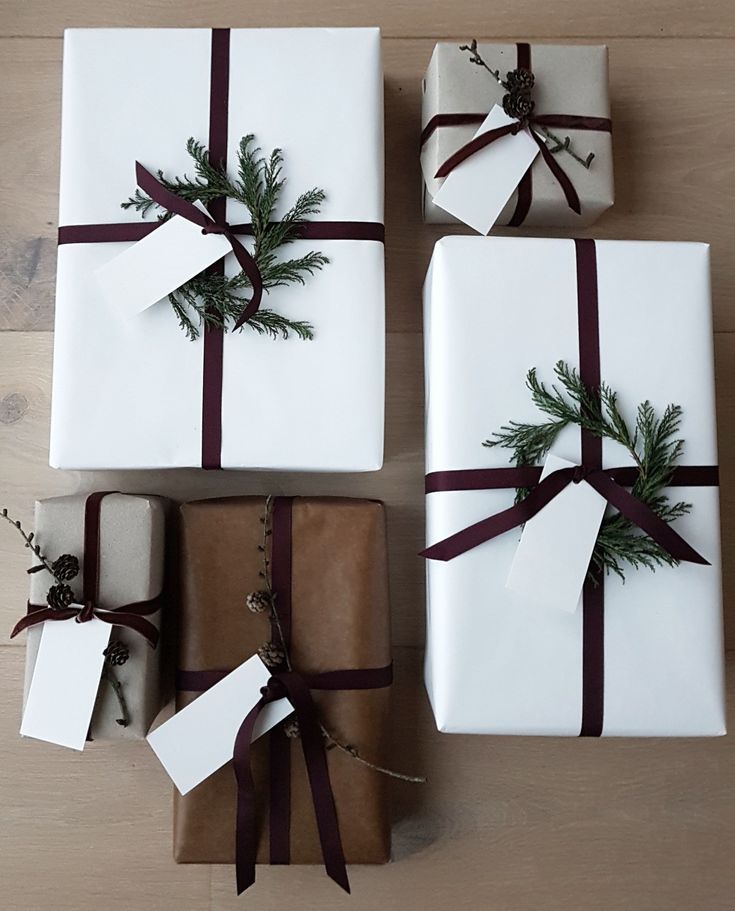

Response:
(174, 496), (392, 868)
(23, 492), (167, 739)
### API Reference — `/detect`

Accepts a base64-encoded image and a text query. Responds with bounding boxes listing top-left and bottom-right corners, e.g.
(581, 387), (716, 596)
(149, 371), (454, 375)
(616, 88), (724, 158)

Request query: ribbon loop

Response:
(134, 161), (264, 328)
(421, 464), (708, 566)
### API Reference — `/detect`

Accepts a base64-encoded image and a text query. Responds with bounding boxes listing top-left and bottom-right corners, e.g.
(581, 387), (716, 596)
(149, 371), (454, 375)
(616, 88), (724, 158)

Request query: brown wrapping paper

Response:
(174, 496), (392, 865)
(23, 493), (167, 740)
(421, 42), (614, 228)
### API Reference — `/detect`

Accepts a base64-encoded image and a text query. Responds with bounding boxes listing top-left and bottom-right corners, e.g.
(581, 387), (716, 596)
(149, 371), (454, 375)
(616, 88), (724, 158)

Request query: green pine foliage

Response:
(484, 360), (692, 581)
(122, 136), (328, 340)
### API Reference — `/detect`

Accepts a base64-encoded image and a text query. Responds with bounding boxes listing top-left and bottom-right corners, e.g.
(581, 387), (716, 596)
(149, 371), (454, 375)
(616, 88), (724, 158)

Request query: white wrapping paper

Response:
(50, 28), (384, 470)
(424, 237), (725, 736)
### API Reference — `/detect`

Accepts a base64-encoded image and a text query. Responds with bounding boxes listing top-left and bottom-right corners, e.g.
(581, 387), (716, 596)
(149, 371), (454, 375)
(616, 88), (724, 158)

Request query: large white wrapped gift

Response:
(50, 28), (384, 470)
(423, 236), (725, 737)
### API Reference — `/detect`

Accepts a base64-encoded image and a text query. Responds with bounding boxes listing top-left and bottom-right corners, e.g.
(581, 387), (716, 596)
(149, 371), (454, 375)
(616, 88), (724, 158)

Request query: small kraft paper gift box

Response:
(422, 236), (724, 738)
(11, 492), (166, 747)
(50, 28), (384, 470)
(150, 496), (392, 894)
(421, 42), (614, 232)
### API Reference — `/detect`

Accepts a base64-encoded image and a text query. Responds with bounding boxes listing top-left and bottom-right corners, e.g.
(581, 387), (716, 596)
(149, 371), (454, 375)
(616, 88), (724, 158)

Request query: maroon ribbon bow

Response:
(424, 43), (612, 226)
(134, 162), (263, 330)
(10, 491), (161, 648)
(421, 463), (709, 565)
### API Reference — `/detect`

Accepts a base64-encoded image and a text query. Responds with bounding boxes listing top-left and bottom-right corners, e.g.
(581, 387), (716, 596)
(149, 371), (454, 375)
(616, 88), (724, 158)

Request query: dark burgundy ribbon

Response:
(11, 491), (161, 647)
(56, 28), (385, 471)
(178, 497), (392, 894)
(426, 43), (612, 225)
(134, 162), (264, 329)
(420, 463), (709, 564)
(421, 239), (718, 737)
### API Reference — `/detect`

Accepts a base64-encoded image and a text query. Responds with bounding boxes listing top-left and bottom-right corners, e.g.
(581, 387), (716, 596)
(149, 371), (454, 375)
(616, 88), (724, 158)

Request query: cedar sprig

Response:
(122, 136), (329, 341)
(484, 361), (692, 581)
(458, 39), (595, 169)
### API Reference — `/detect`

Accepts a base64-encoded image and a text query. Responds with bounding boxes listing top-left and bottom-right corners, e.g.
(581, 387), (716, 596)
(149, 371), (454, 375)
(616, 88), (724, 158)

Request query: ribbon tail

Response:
(279, 673), (350, 894)
(233, 698), (267, 895)
(434, 123), (520, 179)
(11, 603), (81, 638)
(588, 473), (710, 565)
(421, 468), (574, 561)
(529, 129), (581, 215)
(230, 236), (264, 329)
(10, 605), (65, 639)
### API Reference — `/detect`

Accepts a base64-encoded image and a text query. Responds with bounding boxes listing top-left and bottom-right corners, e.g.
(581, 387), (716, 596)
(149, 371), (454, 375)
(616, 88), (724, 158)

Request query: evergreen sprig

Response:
(484, 361), (692, 581)
(122, 136), (329, 340)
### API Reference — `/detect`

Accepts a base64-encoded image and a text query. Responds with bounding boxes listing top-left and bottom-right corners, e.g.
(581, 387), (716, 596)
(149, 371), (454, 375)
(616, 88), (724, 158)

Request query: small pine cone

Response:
(503, 90), (535, 120)
(505, 67), (535, 94)
(283, 718), (300, 739)
(104, 640), (130, 666)
(245, 590), (271, 614)
(51, 553), (80, 582)
(257, 642), (286, 669)
(46, 582), (75, 611)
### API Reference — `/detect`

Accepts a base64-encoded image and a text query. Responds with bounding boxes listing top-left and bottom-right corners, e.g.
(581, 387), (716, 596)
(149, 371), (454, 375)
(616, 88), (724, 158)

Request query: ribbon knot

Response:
(75, 601), (96, 623)
(572, 465), (593, 484)
(202, 220), (231, 237)
(134, 161), (264, 329)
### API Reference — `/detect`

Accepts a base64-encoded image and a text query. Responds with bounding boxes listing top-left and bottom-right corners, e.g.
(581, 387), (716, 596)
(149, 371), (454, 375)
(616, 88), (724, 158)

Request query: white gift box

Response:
(424, 236), (725, 737)
(50, 28), (384, 470)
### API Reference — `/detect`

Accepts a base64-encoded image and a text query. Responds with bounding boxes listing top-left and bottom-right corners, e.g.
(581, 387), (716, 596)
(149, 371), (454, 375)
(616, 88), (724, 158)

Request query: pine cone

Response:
(257, 642), (286, 669)
(505, 67), (535, 94)
(502, 90), (535, 120)
(51, 553), (80, 582)
(245, 590), (271, 614)
(283, 718), (300, 739)
(46, 582), (75, 611)
(104, 640), (130, 666)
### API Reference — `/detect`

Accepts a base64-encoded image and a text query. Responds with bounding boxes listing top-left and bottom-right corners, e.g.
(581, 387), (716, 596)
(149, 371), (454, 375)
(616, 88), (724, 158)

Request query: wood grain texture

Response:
(1, 6), (734, 910)
(2, 0), (735, 38)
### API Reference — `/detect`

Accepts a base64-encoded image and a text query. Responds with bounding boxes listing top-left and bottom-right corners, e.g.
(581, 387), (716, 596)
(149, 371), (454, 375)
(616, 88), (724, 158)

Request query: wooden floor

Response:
(2, 2), (735, 909)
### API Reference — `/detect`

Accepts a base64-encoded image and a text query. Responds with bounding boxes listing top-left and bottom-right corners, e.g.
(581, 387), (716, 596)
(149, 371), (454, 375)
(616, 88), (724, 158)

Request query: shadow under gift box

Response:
(421, 42), (614, 228)
(173, 496), (392, 865)
(23, 493), (167, 740)
(423, 236), (725, 737)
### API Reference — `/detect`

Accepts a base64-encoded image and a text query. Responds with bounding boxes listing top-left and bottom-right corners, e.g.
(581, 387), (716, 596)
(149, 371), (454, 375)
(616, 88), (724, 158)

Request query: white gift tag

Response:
(94, 202), (232, 318)
(432, 105), (540, 235)
(20, 614), (112, 750)
(147, 654), (292, 795)
(506, 454), (607, 613)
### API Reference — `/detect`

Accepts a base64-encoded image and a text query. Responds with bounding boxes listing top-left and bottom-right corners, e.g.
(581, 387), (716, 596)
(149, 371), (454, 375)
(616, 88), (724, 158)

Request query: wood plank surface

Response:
(1, 5), (734, 910)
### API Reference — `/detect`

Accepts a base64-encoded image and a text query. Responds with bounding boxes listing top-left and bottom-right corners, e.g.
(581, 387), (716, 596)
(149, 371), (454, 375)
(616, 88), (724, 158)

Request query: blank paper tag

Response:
(147, 655), (293, 795)
(506, 455), (607, 613)
(432, 105), (540, 234)
(20, 615), (112, 751)
(94, 203), (232, 318)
